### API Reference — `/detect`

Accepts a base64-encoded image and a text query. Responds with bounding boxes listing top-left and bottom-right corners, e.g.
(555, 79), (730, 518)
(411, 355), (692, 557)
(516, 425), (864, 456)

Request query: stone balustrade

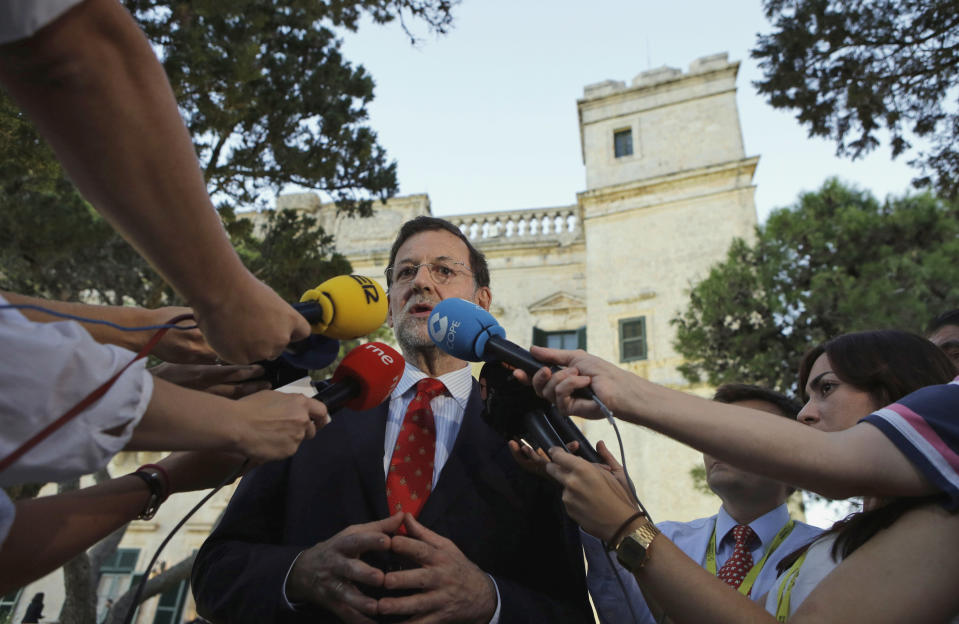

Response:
(447, 205), (582, 243)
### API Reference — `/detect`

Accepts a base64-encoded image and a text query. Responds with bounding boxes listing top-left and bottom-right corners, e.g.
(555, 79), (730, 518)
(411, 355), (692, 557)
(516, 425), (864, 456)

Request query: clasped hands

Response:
(287, 513), (496, 624)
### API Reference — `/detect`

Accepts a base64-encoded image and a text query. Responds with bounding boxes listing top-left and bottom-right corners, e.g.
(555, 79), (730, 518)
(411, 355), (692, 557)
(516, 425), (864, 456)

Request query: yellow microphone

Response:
(294, 274), (387, 339)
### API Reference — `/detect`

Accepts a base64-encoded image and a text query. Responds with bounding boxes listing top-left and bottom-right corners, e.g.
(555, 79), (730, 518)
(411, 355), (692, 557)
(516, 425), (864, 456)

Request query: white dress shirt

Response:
(382, 362), (474, 486)
(0, 295), (152, 487)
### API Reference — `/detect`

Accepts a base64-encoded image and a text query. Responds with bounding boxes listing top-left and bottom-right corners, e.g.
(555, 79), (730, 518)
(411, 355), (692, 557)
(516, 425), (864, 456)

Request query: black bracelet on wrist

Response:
(130, 469), (165, 520)
(605, 510), (647, 551)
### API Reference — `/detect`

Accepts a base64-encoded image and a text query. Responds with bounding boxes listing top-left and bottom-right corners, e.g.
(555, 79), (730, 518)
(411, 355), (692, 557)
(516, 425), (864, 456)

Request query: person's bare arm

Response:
(544, 448), (772, 624)
(1, 290), (215, 363)
(0, 0), (309, 363)
(150, 362), (270, 398)
(549, 446), (959, 624)
(128, 378), (328, 463)
(789, 503), (959, 623)
(0, 451), (246, 595)
(529, 346), (935, 501)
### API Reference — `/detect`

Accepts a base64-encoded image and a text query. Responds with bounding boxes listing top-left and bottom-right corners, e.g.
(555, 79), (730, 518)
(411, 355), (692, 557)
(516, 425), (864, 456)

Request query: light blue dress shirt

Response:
(585, 503), (823, 624)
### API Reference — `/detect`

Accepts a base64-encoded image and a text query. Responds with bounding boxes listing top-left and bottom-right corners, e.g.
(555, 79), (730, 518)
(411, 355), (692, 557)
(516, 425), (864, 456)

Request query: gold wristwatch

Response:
(615, 518), (661, 572)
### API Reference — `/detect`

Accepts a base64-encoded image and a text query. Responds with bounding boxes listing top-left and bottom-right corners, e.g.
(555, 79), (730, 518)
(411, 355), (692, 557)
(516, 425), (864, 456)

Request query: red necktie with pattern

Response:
(386, 378), (445, 521)
(717, 524), (757, 591)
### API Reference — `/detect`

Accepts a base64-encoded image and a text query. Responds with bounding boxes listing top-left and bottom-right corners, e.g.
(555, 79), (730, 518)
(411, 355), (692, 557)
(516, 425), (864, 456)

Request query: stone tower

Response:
(575, 53), (759, 518)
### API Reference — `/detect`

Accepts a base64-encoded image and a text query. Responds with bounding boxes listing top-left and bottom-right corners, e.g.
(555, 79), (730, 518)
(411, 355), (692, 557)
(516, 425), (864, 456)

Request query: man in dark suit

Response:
(192, 216), (593, 623)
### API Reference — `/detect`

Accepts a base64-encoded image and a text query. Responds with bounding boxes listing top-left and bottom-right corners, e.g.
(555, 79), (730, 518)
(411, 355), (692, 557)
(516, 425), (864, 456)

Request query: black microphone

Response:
(479, 361), (566, 452)
(430, 299), (603, 462)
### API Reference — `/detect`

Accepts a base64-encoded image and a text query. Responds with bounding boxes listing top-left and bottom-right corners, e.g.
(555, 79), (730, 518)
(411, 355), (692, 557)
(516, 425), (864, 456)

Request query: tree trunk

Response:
(104, 553), (196, 624)
(57, 479), (97, 624)
(58, 469), (119, 624)
(59, 552), (97, 624)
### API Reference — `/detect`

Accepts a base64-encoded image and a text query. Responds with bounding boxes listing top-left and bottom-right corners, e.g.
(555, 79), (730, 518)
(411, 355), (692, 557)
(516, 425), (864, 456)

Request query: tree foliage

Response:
(127, 0), (458, 213)
(673, 179), (959, 394)
(752, 0), (959, 197)
(1, 0), (459, 306)
(0, 2), (458, 620)
(236, 206), (354, 302)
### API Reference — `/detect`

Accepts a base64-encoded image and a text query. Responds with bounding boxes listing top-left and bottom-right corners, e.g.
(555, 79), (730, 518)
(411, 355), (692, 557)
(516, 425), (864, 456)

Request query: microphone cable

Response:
(594, 407), (650, 624)
(0, 303), (200, 333)
(0, 304), (197, 472)
(120, 458), (249, 624)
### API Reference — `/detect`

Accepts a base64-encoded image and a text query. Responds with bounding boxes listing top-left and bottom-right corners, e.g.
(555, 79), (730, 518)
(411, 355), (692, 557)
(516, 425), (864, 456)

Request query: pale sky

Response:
(330, 0), (917, 223)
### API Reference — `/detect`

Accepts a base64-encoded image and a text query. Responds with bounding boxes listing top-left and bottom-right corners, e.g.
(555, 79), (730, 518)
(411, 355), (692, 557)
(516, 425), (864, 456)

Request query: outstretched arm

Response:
(544, 447), (772, 624)
(0, 451), (246, 594)
(549, 446), (959, 623)
(1, 290), (215, 364)
(0, 0), (309, 364)
(128, 379), (328, 464)
(527, 346), (935, 501)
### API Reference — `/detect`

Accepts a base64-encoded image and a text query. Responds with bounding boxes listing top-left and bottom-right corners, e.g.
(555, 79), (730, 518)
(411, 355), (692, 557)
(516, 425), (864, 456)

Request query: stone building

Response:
(283, 51), (759, 520)
(5, 52), (758, 623)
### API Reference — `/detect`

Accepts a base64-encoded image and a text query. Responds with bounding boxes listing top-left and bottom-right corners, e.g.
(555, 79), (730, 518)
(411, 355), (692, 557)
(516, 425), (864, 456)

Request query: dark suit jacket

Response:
(192, 381), (592, 623)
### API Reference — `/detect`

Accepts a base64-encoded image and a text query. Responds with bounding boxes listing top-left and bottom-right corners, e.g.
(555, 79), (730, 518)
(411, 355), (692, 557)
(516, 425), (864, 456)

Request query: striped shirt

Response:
(861, 376), (959, 510)
(383, 363), (474, 487)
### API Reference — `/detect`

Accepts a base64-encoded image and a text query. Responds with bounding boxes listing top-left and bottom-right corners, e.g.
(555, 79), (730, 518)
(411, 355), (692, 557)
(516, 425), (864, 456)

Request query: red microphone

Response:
(313, 342), (404, 412)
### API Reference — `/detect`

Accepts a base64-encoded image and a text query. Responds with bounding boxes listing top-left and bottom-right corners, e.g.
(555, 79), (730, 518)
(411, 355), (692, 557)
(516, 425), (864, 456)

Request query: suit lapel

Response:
(345, 404), (391, 519)
(418, 383), (523, 527)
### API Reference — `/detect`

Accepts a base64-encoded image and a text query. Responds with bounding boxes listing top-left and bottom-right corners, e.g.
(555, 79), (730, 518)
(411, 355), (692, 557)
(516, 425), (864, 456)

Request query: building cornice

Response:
(577, 156), (759, 219)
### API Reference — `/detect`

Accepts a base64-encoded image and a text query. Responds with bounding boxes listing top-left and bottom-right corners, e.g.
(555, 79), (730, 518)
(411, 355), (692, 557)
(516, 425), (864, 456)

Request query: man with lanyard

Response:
(585, 383), (823, 624)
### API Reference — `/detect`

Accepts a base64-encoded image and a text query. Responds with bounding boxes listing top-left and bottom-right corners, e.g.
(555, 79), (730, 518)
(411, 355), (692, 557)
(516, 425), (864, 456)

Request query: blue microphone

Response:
(428, 298), (603, 462)
(427, 298), (550, 376)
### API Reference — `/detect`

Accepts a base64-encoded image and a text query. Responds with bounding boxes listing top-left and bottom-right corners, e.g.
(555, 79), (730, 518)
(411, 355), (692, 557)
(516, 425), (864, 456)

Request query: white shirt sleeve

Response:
(0, 299), (153, 486)
(0, 0), (86, 44)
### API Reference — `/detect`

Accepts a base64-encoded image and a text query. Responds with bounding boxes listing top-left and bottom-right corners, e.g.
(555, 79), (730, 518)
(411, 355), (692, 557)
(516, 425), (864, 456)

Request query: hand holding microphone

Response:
(296, 274), (387, 340)
(230, 390), (329, 463)
(278, 275), (389, 372)
(428, 298), (603, 462)
(526, 345), (650, 427)
(311, 341), (404, 414)
(234, 342), (401, 463)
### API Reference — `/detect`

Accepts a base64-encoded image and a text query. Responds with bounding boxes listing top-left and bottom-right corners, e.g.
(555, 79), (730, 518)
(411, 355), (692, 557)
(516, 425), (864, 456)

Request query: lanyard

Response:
(705, 519), (796, 597)
(775, 549), (808, 621)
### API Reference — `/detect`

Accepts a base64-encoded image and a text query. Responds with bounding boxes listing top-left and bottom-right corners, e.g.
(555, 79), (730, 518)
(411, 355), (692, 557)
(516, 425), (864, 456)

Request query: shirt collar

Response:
(716, 503), (790, 550)
(392, 362), (472, 410)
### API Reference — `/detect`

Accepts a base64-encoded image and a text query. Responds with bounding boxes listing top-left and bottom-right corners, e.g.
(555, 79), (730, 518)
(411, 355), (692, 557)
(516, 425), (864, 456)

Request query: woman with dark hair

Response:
(21, 592), (43, 623)
(760, 331), (957, 618)
(522, 330), (959, 622)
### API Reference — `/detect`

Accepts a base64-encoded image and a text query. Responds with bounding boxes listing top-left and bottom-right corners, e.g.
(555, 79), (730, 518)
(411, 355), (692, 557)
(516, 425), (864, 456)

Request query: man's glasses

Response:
(386, 261), (473, 287)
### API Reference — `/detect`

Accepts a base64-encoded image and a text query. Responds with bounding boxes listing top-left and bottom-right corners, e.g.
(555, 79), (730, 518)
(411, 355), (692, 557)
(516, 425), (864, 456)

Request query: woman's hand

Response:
(511, 346), (647, 423)
(150, 362), (270, 398)
(544, 446), (639, 542)
(507, 439), (578, 479)
(145, 306), (218, 364)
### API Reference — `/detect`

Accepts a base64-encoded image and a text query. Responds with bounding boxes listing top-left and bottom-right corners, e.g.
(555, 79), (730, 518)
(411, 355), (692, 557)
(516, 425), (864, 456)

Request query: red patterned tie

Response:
(717, 524), (757, 591)
(387, 378), (445, 521)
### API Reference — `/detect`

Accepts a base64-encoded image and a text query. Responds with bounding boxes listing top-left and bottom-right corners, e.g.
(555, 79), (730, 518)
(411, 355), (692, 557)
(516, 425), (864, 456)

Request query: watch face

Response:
(616, 534), (648, 571)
